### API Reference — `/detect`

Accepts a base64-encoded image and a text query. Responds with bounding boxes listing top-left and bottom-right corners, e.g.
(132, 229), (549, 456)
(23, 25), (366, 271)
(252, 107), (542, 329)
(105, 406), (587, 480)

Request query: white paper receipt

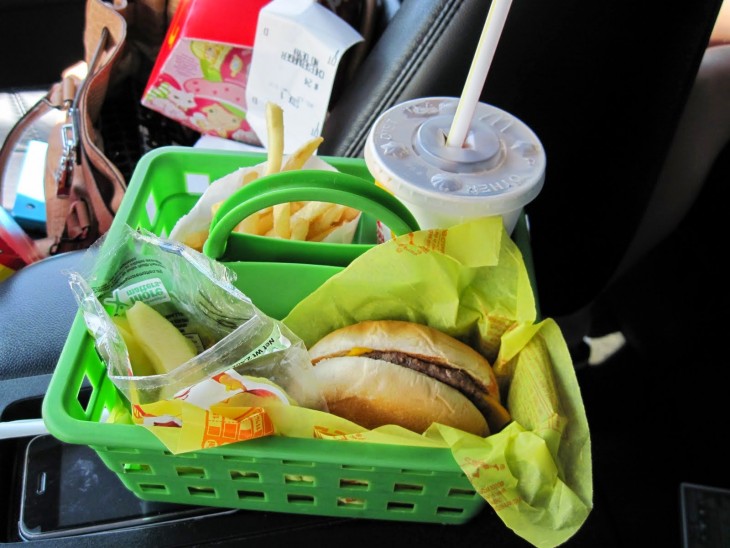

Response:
(245, 0), (363, 153)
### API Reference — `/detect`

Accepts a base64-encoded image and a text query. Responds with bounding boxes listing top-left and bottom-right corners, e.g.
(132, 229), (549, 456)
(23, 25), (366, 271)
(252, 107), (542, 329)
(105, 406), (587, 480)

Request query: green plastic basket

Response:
(42, 146), (493, 524)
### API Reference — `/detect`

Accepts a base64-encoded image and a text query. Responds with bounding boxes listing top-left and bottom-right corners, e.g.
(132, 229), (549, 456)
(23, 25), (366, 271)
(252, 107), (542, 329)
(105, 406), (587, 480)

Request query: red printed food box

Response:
(141, 0), (271, 145)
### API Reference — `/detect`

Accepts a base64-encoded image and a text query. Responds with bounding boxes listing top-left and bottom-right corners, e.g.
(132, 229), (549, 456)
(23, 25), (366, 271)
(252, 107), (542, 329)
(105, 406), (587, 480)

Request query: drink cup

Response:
(364, 97), (546, 236)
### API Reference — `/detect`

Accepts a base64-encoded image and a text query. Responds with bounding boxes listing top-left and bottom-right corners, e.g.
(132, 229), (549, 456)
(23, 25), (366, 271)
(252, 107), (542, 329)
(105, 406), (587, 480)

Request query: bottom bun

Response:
(312, 356), (490, 436)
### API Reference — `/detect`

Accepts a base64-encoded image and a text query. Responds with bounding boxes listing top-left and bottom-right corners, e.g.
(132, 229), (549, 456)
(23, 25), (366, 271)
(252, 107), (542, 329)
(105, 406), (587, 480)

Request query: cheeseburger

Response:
(308, 320), (510, 436)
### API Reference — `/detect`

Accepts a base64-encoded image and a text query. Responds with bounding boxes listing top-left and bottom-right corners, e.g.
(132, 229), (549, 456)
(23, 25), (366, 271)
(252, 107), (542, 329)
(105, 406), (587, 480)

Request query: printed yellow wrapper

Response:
(282, 216), (592, 548)
(113, 216), (591, 548)
(131, 399), (276, 454)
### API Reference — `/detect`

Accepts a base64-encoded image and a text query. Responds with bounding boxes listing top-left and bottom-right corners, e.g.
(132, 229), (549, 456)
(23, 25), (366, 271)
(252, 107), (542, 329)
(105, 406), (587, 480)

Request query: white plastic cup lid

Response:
(364, 97), (546, 220)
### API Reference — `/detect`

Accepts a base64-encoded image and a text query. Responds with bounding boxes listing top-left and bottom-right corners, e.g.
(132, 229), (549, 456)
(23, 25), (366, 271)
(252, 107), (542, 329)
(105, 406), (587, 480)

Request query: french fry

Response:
(291, 201), (333, 222)
(288, 201), (329, 241)
(238, 212), (264, 236)
(238, 215), (262, 235)
(272, 203), (291, 239)
(240, 170), (260, 185)
(308, 204), (347, 237)
(308, 205), (361, 242)
(231, 203), (309, 238)
(308, 224), (341, 242)
(265, 102), (284, 175)
(227, 199), (359, 241)
(341, 207), (361, 223)
(282, 136), (324, 171)
(289, 216), (310, 241)
(258, 208), (274, 235)
(182, 231), (209, 252)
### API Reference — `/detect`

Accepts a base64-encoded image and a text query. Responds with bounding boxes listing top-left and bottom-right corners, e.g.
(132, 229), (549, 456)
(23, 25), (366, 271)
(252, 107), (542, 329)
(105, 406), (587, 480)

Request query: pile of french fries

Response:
(215, 103), (360, 242)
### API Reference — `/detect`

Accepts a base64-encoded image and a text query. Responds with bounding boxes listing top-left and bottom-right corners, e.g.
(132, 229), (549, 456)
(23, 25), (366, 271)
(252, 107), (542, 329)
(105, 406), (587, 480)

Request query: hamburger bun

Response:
(308, 320), (510, 436)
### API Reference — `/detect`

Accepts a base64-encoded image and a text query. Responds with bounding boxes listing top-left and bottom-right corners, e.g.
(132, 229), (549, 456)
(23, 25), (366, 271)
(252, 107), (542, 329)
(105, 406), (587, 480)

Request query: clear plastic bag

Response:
(68, 224), (327, 411)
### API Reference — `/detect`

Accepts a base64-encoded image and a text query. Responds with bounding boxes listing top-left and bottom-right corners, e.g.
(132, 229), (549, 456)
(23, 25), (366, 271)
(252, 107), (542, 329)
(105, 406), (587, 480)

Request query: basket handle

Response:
(203, 170), (420, 262)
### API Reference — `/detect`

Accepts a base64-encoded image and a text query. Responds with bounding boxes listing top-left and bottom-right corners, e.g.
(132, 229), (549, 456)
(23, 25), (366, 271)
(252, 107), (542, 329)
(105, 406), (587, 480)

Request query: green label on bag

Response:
(104, 277), (170, 312)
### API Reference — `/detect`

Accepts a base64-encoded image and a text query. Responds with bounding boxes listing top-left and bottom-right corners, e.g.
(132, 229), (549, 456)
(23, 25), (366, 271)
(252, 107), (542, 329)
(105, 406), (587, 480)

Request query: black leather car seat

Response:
(322, 0), (725, 363)
(0, 251), (82, 380)
(1, 0), (726, 379)
(324, 0), (724, 317)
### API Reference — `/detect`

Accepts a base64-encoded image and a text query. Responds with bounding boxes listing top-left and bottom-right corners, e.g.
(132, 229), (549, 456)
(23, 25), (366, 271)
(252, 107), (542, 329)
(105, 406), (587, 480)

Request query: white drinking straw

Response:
(446, 0), (514, 148)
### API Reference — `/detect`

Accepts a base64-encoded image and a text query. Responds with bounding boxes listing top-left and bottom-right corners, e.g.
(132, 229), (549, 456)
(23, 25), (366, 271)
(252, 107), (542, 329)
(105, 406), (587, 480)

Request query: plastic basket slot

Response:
(436, 506), (466, 516)
(185, 172), (210, 194)
(287, 493), (315, 505)
(340, 464), (375, 472)
(399, 468), (436, 476)
(78, 357), (111, 421)
(393, 483), (424, 494)
(163, 450), (198, 458)
(339, 478), (370, 490)
(83, 352), (105, 389)
(139, 483), (169, 494)
(122, 462), (152, 474)
(336, 496), (366, 508)
(105, 446), (142, 455)
(281, 459), (315, 467)
(176, 466), (206, 478)
(152, 194), (199, 236)
(145, 192), (157, 227)
(221, 454), (256, 463)
(187, 485), (216, 498)
(237, 489), (266, 502)
(77, 381), (94, 414)
(447, 487), (478, 498)
(230, 470), (261, 482)
(284, 474), (315, 485)
(386, 501), (416, 513)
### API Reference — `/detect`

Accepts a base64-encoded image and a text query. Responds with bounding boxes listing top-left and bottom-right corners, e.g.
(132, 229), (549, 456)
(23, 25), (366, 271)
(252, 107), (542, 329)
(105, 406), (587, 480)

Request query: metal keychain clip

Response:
(54, 118), (78, 197)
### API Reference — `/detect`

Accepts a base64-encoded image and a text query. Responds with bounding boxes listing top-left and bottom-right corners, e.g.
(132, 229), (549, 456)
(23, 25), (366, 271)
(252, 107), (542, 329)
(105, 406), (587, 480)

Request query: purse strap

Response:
(0, 94), (55, 197)
(0, 91), (63, 256)
(45, 26), (122, 256)
(76, 0), (130, 215)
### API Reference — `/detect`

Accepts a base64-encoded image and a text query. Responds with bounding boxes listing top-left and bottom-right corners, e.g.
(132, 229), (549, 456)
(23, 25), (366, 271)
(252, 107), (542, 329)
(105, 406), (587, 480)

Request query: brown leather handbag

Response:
(0, 0), (166, 259)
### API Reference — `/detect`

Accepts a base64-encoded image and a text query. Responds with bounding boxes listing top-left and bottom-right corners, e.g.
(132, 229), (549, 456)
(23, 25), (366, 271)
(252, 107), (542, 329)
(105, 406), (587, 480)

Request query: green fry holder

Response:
(203, 169), (420, 266)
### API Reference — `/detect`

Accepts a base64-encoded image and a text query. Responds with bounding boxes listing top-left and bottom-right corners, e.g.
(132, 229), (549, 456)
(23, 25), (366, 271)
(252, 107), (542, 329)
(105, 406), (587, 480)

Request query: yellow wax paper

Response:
(285, 217), (537, 358)
(282, 216), (592, 548)
(115, 216), (591, 547)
